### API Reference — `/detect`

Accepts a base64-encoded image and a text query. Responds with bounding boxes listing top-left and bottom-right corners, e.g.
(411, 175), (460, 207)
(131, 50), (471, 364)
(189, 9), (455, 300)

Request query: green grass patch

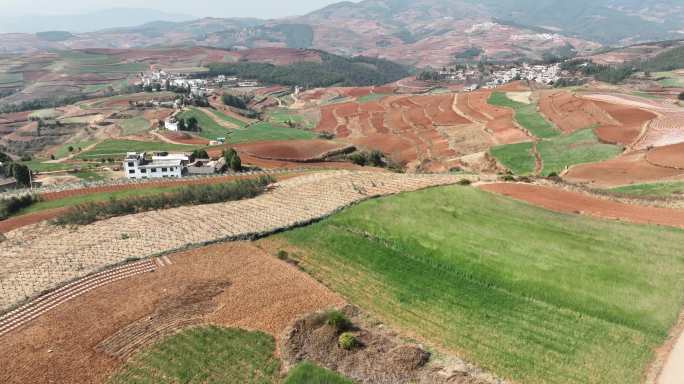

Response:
(108, 326), (280, 384)
(20, 160), (94, 173)
(267, 109), (315, 129)
(119, 116), (151, 136)
(206, 108), (247, 128)
(53, 140), (97, 159)
(654, 71), (684, 88)
(228, 122), (317, 144)
(0, 72), (23, 85)
(489, 142), (536, 175)
(278, 186), (684, 384)
(73, 170), (106, 182)
(608, 181), (684, 198)
(283, 362), (353, 384)
(537, 128), (622, 176)
(357, 93), (392, 103)
(70, 63), (145, 74)
(28, 108), (60, 120)
(77, 139), (198, 160)
(488, 92), (560, 138)
(631, 91), (662, 100)
(178, 108), (233, 140)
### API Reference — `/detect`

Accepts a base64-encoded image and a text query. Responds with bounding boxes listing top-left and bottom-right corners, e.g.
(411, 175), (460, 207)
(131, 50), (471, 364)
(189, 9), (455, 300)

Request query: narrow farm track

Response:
(0, 259), (158, 337)
(0, 171), (471, 312)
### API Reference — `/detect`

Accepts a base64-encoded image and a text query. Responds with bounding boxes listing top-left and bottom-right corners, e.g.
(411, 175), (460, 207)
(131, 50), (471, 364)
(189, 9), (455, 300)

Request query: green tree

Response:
(223, 148), (242, 172)
(192, 149), (209, 159)
(679, 92), (684, 101)
(12, 164), (31, 187)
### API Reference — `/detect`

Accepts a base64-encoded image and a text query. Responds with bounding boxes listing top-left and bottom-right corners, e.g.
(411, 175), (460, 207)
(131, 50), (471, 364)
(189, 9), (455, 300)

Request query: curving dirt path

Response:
(479, 182), (684, 229)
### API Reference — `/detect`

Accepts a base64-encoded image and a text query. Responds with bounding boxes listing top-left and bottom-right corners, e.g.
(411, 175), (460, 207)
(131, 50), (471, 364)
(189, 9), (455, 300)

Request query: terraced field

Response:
(316, 93), (481, 171)
(0, 171), (468, 312)
(277, 185), (684, 384)
(488, 92), (560, 139)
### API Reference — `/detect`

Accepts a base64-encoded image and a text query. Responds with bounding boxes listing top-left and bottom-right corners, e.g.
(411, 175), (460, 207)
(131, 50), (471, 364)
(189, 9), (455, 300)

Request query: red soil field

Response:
(465, 91), (529, 144)
(233, 140), (352, 162)
(646, 142), (684, 169)
(315, 93), (479, 171)
(480, 183), (684, 229)
(564, 151), (684, 187)
(0, 111), (30, 124)
(592, 101), (657, 146)
(0, 242), (343, 384)
(0, 208), (67, 233)
(538, 91), (616, 134)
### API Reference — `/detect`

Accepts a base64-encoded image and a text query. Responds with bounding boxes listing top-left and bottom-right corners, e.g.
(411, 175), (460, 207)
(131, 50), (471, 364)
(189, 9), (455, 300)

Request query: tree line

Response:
(207, 52), (410, 88)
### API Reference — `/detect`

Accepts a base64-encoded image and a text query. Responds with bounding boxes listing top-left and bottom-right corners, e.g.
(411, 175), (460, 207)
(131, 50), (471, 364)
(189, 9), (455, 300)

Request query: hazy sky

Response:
(0, 0), (353, 18)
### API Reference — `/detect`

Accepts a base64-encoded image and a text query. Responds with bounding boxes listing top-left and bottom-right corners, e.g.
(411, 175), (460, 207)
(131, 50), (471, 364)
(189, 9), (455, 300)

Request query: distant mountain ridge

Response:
(1, 1), (684, 67)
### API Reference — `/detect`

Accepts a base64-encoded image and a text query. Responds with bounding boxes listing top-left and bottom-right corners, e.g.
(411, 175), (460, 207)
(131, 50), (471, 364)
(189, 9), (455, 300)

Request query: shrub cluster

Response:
(325, 310), (351, 332)
(338, 332), (358, 350)
(223, 148), (242, 172)
(679, 92), (684, 101)
(348, 150), (384, 167)
(0, 194), (39, 220)
(53, 176), (274, 226)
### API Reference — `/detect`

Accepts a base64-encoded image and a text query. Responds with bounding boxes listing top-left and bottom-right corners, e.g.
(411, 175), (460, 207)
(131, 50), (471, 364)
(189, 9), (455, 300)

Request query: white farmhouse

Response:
(165, 117), (179, 131)
(123, 152), (189, 179)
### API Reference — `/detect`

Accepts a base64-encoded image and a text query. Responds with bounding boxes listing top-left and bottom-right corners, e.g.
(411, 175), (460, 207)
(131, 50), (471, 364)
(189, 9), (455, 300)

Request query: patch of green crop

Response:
(279, 186), (684, 384)
(488, 92), (560, 138)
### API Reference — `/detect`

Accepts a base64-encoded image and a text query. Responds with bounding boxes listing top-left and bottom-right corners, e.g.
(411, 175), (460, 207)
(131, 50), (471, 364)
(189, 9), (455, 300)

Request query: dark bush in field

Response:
(325, 310), (351, 332)
(53, 176), (274, 226)
(0, 194), (39, 220)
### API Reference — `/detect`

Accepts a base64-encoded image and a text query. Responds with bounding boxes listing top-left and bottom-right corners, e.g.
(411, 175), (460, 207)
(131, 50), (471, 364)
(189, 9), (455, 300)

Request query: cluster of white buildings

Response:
(139, 70), (260, 97)
(483, 63), (561, 88)
(123, 152), (226, 180)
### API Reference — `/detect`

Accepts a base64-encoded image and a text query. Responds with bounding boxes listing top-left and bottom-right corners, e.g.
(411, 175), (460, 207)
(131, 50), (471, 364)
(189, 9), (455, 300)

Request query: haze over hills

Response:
(1, 0), (684, 66)
(0, 8), (194, 34)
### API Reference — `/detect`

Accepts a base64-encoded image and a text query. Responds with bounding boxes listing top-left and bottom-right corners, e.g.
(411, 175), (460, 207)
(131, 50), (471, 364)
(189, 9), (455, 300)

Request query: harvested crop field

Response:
(480, 183), (684, 228)
(0, 242), (343, 384)
(316, 94), (475, 170)
(0, 171), (468, 311)
(160, 131), (210, 145)
(646, 142), (684, 169)
(635, 113), (684, 150)
(538, 91), (617, 134)
(564, 151), (684, 187)
(234, 140), (353, 162)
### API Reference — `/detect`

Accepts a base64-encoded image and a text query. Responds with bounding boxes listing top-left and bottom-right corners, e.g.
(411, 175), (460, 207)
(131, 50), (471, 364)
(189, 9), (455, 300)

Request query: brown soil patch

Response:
(0, 208), (67, 233)
(593, 101), (657, 146)
(538, 91), (616, 134)
(646, 142), (684, 170)
(315, 93), (483, 170)
(564, 151), (684, 187)
(234, 140), (354, 162)
(466, 90), (529, 144)
(0, 242), (343, 384)
(481, 183), (684, 228)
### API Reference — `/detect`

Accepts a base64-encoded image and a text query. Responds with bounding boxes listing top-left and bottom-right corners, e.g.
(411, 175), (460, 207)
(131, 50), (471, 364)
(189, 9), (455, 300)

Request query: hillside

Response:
(2, 1), (684, 67)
